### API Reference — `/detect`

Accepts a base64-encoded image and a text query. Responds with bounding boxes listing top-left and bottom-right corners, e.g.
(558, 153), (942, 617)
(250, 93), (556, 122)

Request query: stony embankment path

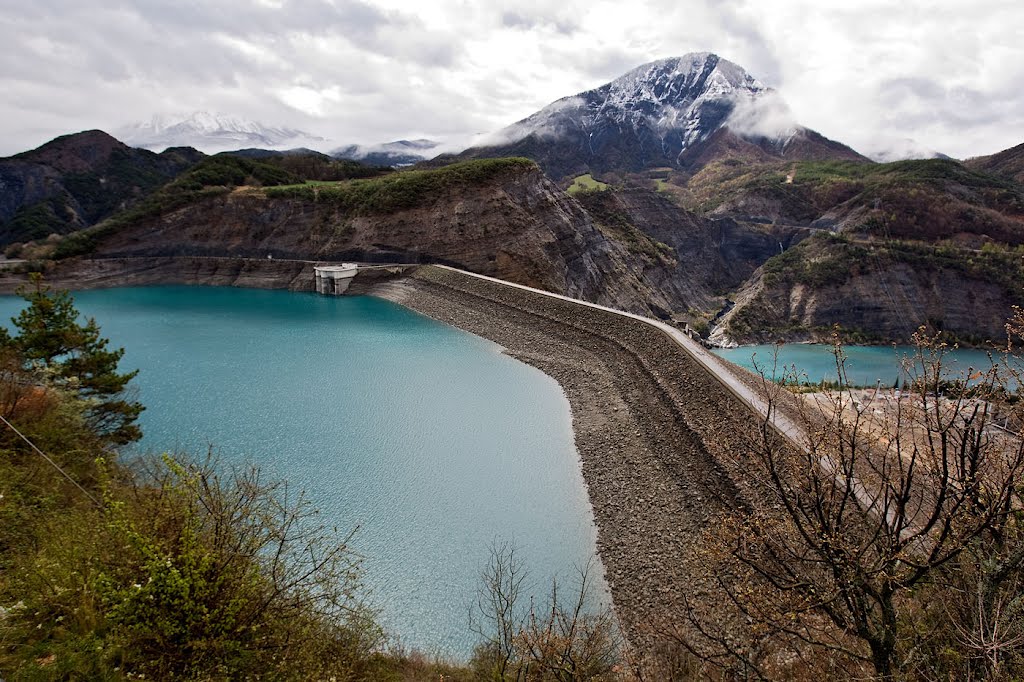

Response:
(369, 265), (785, 652)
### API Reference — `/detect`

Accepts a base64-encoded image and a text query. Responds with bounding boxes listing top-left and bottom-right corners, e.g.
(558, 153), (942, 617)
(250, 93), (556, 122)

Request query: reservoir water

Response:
(713, 343), (1010, 387)
(0, 286), (601, 658)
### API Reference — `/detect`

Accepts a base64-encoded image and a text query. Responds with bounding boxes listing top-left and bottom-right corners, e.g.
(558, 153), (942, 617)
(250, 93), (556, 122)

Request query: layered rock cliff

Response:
(711, 233), (1023, 346)
(574, 187), (813, 313)
(87, 160), (689, 318)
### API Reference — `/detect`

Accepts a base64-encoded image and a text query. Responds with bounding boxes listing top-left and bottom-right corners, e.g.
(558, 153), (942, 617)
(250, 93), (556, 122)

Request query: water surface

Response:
(713, 343), (1010, 387)
(0, 286), (601, 657)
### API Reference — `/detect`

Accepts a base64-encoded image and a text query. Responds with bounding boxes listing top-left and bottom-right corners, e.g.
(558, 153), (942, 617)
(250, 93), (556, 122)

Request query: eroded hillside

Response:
(690, 158), (1024, 344)
(69, 158), (698, 318)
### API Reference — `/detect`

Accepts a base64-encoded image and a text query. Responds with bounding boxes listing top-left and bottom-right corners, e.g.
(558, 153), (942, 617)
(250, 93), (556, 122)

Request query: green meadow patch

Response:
(566, 173), (609, 195)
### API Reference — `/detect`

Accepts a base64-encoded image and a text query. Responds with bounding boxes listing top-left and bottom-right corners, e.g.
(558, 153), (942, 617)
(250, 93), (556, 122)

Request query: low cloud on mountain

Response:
(725, 90), (798, 141)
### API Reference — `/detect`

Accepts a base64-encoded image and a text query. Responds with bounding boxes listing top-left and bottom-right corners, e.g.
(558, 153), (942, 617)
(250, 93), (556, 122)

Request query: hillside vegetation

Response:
(683, 158), (1024, 240)
(48, 153), (393, 260)
(265, 157), (536, 214)
(966, 141), (1024, 185)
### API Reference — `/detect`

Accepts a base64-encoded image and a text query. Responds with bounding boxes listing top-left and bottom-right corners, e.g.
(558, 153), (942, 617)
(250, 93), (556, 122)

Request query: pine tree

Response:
(6, 274), (143, 445)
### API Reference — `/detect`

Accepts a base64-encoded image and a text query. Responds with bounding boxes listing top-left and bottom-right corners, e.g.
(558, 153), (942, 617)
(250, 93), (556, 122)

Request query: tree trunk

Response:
(868, 633), (895, 679)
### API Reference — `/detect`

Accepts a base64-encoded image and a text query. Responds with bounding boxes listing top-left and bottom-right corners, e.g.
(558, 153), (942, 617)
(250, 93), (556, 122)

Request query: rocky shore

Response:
(365, 265), (772, 651)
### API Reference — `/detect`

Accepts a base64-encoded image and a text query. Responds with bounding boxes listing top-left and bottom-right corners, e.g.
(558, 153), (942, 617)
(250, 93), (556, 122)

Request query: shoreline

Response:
(357, 266), (774, 651)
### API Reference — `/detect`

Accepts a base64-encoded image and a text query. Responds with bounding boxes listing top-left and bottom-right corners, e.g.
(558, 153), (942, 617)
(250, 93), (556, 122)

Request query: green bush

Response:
(2, 196), (76, 243)
(172, 155), (300, 192)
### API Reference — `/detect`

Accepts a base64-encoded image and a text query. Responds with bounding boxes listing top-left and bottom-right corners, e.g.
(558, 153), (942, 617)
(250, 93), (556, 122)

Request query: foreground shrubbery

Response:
(675, 330), (1024, 680)
(0, 280), (386, 679)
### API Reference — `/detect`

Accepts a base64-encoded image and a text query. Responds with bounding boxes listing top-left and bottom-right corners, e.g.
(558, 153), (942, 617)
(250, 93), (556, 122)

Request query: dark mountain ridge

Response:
(0, 130), (202, 246)
(966, 142), (1024, 185)
(333, 139), (441, 167)
(3, 70), (1023, 348)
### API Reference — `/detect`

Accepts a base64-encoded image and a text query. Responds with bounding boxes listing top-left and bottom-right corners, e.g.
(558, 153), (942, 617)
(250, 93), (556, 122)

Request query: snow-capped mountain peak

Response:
(501, 52), (772, 146)
(461, 52), (862, 178)
(602, 53), (765, 107)
(117, 111), (326, 153)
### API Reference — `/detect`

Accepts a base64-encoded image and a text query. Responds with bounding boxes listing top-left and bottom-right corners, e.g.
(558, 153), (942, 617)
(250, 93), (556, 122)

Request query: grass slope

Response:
(566, 173), (610, 195)
(265, 157), (536, 214)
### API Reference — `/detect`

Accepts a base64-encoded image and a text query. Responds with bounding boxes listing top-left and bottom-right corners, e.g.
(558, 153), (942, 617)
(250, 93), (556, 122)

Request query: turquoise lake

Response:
(713, 343), (1009, 387)
(0, 286), (601, 658)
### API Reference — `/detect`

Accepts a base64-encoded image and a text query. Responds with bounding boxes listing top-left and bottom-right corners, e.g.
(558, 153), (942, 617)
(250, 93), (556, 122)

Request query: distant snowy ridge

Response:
(117, 111), (326, 153)
(332, 139), (440, 167)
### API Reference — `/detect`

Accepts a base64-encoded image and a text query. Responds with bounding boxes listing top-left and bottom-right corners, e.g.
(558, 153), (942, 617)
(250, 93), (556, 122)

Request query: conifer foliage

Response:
(2, 274), (143, 444)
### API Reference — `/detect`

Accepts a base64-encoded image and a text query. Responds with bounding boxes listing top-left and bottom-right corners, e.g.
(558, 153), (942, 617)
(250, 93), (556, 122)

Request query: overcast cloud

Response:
(0, 0), (1020, 159)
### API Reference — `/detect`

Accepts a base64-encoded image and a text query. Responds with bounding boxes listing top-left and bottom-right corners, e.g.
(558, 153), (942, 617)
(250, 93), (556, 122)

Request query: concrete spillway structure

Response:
(314, 263), (359, 295)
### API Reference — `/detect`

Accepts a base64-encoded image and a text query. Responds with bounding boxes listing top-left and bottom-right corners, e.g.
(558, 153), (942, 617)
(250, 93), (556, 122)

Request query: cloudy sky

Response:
(1, 0), (1021, 159)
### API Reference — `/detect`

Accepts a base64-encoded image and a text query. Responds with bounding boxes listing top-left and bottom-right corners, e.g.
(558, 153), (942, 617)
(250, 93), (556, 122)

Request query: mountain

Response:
(216, 148), (391, 181)
(332, 139), (440, 167)
(8, 77), (1022, 348)
(222, 148), (331, 160)
(117, 112), (325, 154)
(965, 141), (1024, 185)
(0, 130), (202, 246)
(15, 132), (1024, 348)
(446, 53), (864, 178)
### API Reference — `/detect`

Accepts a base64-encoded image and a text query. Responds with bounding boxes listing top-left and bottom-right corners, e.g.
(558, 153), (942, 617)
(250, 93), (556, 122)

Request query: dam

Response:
(342, 264), (783, 651)
(313, 263), (358, 295)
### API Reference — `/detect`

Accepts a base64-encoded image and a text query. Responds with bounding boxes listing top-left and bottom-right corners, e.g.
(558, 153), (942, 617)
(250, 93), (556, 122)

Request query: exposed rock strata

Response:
(90, 167), (692, 319)
(715, 252), (1019, 346)
(576, 187), (813, 312)
(0, 256), (317, 293)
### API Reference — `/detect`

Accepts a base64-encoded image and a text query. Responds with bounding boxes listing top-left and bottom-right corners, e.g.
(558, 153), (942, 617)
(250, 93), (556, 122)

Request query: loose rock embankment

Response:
(368, 265), (772, 650)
